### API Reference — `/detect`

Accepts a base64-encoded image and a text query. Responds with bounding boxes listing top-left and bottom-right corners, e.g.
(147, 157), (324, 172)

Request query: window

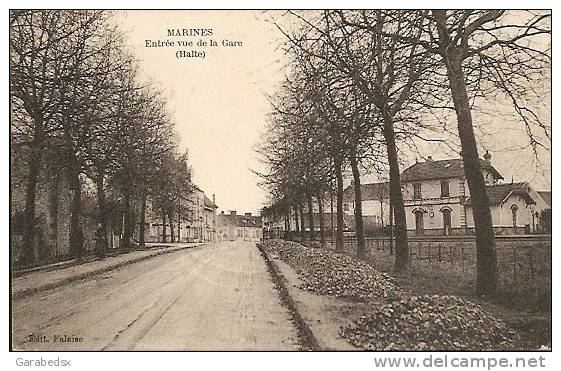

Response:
(440, 179), (450, 198)
(149, 224), (157, 237)
(511, 204), (518, 227)
(343, 203), (349, 212)
(413, 183), (422, 200)
(414, 210), (424, 236)
(442, 209), (451, 236)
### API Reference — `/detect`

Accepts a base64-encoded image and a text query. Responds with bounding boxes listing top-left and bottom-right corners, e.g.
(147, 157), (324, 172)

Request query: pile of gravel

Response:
(262, 240), (402, 301)
(340, 295), (517, 350)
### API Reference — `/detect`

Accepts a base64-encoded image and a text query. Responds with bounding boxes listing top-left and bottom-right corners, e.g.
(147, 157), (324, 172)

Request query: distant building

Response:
(217, 211), (263, 242)
(203, 194), (218, 242)
(343, 152), (551, 236)
(343, 181), (391, 231)
(144, 185), (218, 243)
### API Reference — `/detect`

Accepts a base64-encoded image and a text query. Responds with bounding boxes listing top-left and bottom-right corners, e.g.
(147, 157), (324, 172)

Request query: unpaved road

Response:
(12, 241), (299, 351)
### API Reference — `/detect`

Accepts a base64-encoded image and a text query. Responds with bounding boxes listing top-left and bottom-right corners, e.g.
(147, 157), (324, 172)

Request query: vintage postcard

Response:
(9, 9), (551, 357)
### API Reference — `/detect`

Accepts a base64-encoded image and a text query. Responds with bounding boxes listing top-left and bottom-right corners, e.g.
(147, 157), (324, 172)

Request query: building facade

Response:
(217, 211), (263, 242)
(343, 182), (391, 233)
(343, 153), (551, 236)
(144, 185), (218, 243)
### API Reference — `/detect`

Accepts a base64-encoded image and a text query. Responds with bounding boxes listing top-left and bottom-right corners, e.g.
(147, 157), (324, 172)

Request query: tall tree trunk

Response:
(350, 150), (366, 259)
(298, 202), (307, 244)
(162, 210), (167, 243)
(177, 210), (181, 242)
(21, 117), (45, 266)
(382, 113), (409, 272)
(139, 187), (146, 248)
(293, 204), (300, 239)
(96, 169), (108, 258)
(48, 169), (60, 259)
(335, 158), (345, 252)
(69, 164), (83, 259)
(330, 187), (335, 248)
(433, 15), (498, 295)
(169, 210), (175, 242)
(307, 193), (315, 242)
(389, 201), (394, 256)
(318, 192), (326, 248)
(121, 188), (133, 251)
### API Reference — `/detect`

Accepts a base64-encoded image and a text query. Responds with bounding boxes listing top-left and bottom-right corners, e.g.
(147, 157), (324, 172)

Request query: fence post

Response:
(428, 243), (431, 264)
(418, 242), (421, 261)
(513, 246), (518, 283)
(460, 246), (464, 270)
(528, 248), (535, 284)
(438, 244), (442, 263)
(450, 245), (454, 266)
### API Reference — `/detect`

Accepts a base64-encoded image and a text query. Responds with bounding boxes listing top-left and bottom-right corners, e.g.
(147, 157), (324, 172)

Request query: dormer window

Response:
(440, 179), (450, 198)
(413, 183), (422, 200)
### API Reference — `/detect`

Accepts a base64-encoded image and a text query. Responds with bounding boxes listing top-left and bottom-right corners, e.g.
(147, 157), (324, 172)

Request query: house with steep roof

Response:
(217, 211), (263, 242)
(464, 182), (540, 235)
(401, 153), (505, 236)
(344, 152), (550, 236)
(401, 153), (551, 236)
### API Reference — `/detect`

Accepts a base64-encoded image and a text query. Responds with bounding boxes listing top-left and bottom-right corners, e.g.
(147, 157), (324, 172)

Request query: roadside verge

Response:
(12, 243), (205, 299)
(257, 243), (360, 351)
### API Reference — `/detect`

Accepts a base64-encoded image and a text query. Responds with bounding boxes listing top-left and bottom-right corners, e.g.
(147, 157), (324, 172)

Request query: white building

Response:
(343, 152), (551, 236)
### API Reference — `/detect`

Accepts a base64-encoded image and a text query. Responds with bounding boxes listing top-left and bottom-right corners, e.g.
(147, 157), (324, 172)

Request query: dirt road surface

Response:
(12, 241), (299, 351)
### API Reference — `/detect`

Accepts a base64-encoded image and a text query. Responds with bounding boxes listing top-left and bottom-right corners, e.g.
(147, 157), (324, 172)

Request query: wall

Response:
(217, 226), (262, 242)
(344, 199), (391, 226)
(402, 177), (465, 200)
(404, 202), (463, 236)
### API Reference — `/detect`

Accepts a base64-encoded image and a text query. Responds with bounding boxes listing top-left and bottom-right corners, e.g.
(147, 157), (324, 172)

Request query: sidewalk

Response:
(12, 243), (205, 299)
(258, 243), (360, 351)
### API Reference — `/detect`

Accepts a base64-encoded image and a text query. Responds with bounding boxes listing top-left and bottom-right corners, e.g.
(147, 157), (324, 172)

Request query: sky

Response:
(118, 10), (288, 215)
(116, 10), (551, 215)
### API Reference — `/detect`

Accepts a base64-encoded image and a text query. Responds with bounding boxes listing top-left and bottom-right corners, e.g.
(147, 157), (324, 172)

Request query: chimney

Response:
(245, 212), (252, 216)
(212, 193), (216, 205)
(221, 211), (224, 214)
(231, 210), (237, 216)
(427, 156), (433, 161)
(483, 150), (492, 163)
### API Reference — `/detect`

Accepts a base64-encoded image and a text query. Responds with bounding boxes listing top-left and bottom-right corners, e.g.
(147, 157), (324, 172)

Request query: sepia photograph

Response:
(8, 7), (552, 357)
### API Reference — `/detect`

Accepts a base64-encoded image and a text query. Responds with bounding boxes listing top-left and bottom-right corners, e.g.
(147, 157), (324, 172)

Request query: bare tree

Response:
(417, 10), (550, 296)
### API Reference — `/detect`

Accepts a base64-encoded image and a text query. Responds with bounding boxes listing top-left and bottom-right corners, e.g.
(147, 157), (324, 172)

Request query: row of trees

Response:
(257, 10), (550, 297)
(10, 10), (193, 266)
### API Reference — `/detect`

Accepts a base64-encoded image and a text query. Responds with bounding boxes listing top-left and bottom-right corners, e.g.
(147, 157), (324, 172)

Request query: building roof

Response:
(203, 194), (218, 209)
(538, 191), (551, 208)
(401, 158), (503, 182)
(217, 213), (262, 228)
(465, 182), (535, 206)
(343, 182), (389, 202)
